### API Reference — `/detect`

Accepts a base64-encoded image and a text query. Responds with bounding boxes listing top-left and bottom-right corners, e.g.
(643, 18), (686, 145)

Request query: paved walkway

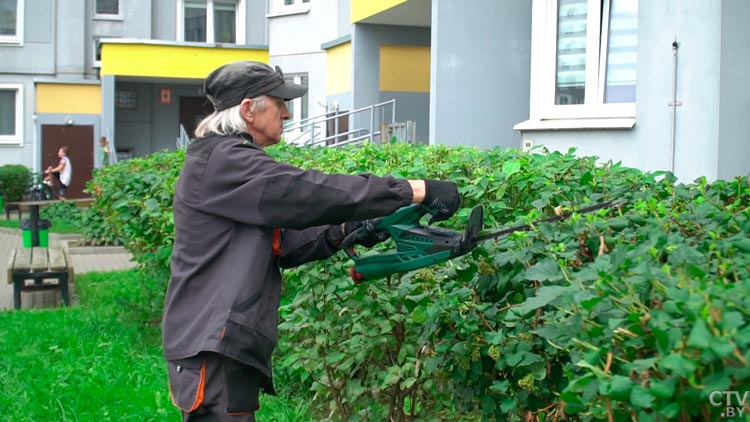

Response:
(0, 228), (136, 310)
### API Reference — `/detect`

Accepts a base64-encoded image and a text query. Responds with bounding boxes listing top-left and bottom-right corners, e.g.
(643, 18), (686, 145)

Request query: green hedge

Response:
(0, 164), (32, 202)
(85, 142), (750, 421)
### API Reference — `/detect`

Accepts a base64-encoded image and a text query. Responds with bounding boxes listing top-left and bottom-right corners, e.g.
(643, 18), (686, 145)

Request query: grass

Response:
(0, 219), (81, 234)
(0, 270), (317, 422)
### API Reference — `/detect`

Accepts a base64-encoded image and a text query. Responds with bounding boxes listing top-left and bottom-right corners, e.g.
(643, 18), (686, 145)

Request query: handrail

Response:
(286, 123), (323, 144)
(305, 128), (370, 147)
(173, 99), (398, 150)
(177, 124), (192, 150)
(104, 125), (117, 164)
(283, 99), (396, 147)
(289, 99), (396, 129)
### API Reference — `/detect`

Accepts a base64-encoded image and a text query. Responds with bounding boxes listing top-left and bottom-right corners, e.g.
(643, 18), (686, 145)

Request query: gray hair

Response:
(194, 96), (266, 139)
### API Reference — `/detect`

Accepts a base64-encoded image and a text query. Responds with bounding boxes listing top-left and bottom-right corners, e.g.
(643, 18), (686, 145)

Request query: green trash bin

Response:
(39, 219), (51, 247)
(20, 219), (33, 248)
(20, 219), (52, 248)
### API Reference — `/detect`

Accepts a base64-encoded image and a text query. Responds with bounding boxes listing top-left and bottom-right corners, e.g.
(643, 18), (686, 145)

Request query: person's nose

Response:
(280, 102), (291, 120)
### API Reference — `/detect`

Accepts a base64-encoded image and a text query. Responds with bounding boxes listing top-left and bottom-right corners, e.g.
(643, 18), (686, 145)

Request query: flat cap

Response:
(204, 61), (308, 111)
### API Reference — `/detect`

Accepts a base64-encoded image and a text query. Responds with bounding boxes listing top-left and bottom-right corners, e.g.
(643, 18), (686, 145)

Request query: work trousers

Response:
(167, 352), (261, 422)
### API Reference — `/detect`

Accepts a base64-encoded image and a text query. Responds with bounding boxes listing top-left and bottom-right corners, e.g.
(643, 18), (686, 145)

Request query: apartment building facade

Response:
(2, 0), (749, 200)
(0, 0), (268, 198)
(321, 0), (749, 182)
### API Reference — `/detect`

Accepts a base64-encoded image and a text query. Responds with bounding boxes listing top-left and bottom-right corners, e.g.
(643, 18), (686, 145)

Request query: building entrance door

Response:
(180, 97), (214, 139)
(41, 125), (94, 199)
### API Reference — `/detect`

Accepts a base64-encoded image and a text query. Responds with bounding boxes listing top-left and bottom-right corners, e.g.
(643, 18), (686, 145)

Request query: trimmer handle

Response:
(342, 204), (433, 282)
(344, 204), (484, 283)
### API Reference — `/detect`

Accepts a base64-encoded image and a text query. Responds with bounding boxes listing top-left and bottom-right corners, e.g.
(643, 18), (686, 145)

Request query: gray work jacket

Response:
(162, 134), (413, 393)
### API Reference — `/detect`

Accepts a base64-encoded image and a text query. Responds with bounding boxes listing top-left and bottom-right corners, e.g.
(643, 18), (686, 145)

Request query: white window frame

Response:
(281, 73), (311, 144)
(285, 73), (308, 124)
(93, 38), (102, 69)
(0, 0), (25, 45)
(93, 0), (122, 20)
(270, 0), (311, 16)
(0, 84), (24, 145)
(528, 0), (636, 123)
(176, 0), (246, 44)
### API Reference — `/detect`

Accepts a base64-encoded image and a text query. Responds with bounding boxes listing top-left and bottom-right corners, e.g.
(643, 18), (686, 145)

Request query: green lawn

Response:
(0, 270), (316, 422)
(0, 219), (81, 234)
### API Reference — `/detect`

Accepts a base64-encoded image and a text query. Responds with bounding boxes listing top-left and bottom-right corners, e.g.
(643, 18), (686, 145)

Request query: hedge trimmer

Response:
(342, 199), (625, 282)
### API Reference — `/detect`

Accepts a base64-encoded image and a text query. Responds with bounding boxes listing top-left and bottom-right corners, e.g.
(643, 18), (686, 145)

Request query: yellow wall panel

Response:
(351, 0), (408, 23)
(101, 43), (269, 79)
(326, 42), (352, 95)
(36, 84), (101, 114)
(379, 45), (430, 92)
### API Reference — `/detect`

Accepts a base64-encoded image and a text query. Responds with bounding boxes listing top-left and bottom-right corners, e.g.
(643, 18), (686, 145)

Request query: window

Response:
(178, 0), (246, 44)
(271, 0), (311, 15)
(93, 38), (103, 68)
(0, 0), (24, 44)
(284, 73), (309, 124)
(0, 84), (23, 145)
(530, 0), (638, 121)
(115, 90), (137, 110)
(95, 0), (119, 16)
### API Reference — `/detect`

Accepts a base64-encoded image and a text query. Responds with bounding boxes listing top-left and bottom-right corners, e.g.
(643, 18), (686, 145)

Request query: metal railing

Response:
(103, 125), (117, 164)
(283, 99), (397, 147)
(177, 124), (191, 150)
(174, 99), (402, 150)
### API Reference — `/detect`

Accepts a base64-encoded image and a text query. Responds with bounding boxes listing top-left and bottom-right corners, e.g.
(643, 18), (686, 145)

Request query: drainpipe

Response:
(32, 112), (38, 174)
(668, 39), (681, 173)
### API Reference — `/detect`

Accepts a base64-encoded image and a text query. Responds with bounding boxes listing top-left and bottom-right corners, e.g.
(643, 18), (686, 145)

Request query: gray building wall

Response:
(430, 0), (531, 148)
(0, 1), (55, 169)
(0, 1), (55, 74)
(152, 0), (177, 41)
(337, 0), (352, 37)
(269, 0), (343, 120)
(115, 82), (153, 159)
(352, 24), (431, 141)
(246, 0), (267, 45)
(718, 0), (750, 180)
(56, 0), (87, 78)
(86, 0), (153, 78)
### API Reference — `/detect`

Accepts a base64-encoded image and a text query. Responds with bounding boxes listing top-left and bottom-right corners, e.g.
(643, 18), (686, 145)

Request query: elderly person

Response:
(162, 61), (460, 421)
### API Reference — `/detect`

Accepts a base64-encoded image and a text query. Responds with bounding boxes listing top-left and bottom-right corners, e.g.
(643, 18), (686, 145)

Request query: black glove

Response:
(423, 180), (460, 224)
(343, 219), (390, 248)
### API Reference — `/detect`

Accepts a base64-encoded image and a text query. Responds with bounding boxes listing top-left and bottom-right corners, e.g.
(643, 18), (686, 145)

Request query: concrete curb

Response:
(65, 243), (129, 255)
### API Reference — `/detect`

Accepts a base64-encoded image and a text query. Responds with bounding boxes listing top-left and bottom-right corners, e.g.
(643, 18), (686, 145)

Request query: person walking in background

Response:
(44, 146), (72, 200)
(99, 136), (111, 167)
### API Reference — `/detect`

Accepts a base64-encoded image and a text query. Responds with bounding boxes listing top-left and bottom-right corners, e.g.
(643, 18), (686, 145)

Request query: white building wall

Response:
(268, 1), (348, 121)
(520, 0), (725, 182)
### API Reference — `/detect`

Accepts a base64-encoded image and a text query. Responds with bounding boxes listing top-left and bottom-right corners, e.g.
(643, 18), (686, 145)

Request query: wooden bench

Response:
(4, 202), (21, 220)
(6, 247), (73, 309)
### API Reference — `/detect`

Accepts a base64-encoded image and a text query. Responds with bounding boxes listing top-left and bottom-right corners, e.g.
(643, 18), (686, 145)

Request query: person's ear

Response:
(240, 99), (254, 119)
